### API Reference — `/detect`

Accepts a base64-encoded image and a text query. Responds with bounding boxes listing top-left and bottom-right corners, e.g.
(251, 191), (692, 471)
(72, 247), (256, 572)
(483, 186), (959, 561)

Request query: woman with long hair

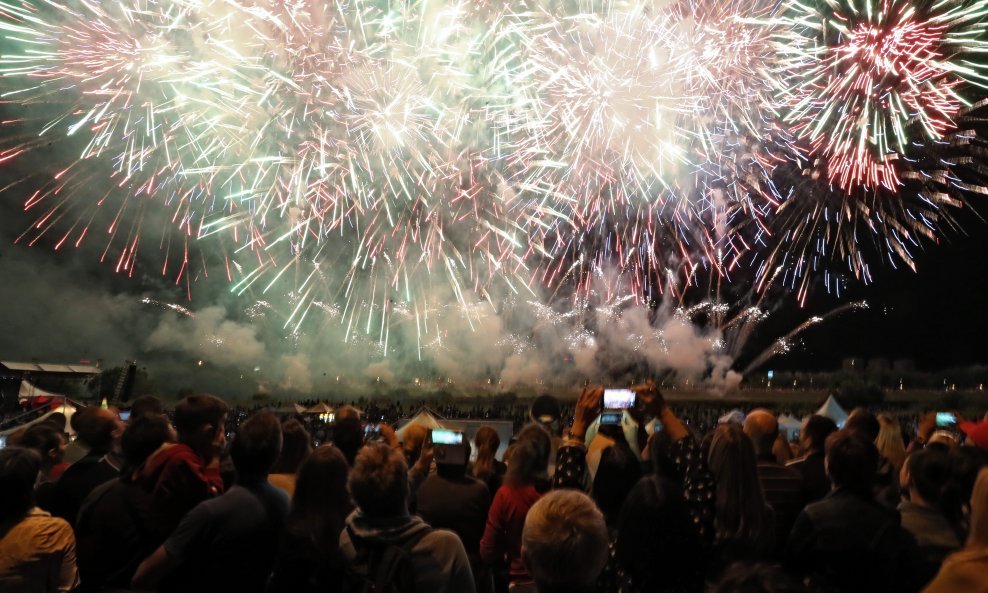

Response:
(268, 419), (312, 497)
(707, 424), (774, 570)
(472, 426), (506, 493)
(922, 466), (988, 593)
(876, 413), (907, 476)
(480, 423), (551, 591)
(267, 445), (352, 593)
(608, 476), (706, 593)
(592, 441), (642, 531)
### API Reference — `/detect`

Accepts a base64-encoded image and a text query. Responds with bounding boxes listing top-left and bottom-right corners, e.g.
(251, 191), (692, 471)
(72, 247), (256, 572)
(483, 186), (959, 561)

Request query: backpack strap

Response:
(345, 525), (432, 593)
(371, 528), (431, 593)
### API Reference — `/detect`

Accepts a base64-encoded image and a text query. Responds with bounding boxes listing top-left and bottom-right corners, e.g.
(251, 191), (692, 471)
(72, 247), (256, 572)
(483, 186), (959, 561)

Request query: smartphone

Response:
(599, 411), (623, 425)
(119, 410), (131, 422)
(936, 412), (957, 428)
(603, 388), (635, 410)
(431, 429), (467, 465)
(364, 423), (382, 441)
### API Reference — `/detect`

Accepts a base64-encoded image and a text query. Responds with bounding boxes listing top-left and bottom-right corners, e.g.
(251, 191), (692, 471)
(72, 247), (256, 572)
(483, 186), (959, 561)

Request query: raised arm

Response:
(553, 387), (602, 490)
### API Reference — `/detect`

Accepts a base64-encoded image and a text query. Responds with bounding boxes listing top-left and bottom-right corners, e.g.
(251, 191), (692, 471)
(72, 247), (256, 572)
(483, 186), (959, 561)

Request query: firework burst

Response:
(0, 0), (987, 366)
(775, 0), (988, 191)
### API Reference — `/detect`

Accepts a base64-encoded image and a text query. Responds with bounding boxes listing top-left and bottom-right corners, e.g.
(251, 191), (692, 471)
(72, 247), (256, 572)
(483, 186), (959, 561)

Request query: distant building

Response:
(0, 361), (101, 412)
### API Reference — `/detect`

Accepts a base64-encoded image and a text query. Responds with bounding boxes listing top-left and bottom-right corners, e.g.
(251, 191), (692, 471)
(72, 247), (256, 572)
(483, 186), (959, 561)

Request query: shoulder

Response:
(460, 475), (489, 493)
(260, 483), (291, 512)
(18, 510), (75, 552)
(419, 528), (468, 555)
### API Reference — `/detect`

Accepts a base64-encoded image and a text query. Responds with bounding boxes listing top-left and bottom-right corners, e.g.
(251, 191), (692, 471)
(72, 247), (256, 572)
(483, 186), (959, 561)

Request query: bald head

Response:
(743, 409), (778, 455)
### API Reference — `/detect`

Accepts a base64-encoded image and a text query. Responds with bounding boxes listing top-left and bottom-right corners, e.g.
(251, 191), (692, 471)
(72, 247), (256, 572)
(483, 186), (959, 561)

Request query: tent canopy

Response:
(396, 408), (447, 441)
(2, 361), (100, 375)
(778, 414), (803, 439)
(304, 403), (334, 414)
(0, 402), (78, 437)
(816, 395), (848, 427)
(18, 380), (64, 400)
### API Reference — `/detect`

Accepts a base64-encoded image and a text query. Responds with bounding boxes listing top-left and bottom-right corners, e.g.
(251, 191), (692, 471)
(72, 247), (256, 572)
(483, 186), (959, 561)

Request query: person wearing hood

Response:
(340, 443), (476, 593)
(137, 394), (228, 543)
(132, 411), (288, 593)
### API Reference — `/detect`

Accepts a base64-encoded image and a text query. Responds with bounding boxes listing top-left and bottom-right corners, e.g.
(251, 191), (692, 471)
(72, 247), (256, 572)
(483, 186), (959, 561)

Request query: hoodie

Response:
(138, 443), (223, 543)
(340, 511), (476, 593)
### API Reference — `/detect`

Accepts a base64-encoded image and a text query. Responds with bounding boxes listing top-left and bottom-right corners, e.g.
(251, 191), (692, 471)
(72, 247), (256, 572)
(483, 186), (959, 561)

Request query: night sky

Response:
(755, 205), (988, 371)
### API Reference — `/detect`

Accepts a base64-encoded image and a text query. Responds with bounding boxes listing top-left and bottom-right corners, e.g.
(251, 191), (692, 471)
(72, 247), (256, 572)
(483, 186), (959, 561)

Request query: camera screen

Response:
(599, 412), (623, 425)
(603, 389), (635, 409)
(431, 429), (464, 445)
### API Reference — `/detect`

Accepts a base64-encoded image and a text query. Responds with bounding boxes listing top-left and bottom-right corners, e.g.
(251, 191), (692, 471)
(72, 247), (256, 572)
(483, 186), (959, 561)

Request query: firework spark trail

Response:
(774, 0), (988, 191)
(741, 300), (870, 374)
(501, 2), (741, 304)
(0, 0), (986, 369)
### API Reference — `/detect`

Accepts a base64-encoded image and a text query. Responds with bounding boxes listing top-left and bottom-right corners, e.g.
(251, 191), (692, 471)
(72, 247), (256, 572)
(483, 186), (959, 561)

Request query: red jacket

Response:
(480, 483), (544, 584)
(138, 443), (223, 542)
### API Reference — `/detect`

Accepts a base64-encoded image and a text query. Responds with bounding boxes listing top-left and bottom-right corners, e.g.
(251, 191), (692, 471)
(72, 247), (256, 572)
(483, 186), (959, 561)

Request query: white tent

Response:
(0, 401), (78, 437)
(304, 402), (334, 415)
(17, 380), (64, 401)
(396, 408), (447, 441)
(778, 414), (803, 439)
(816, 395), (848, 427)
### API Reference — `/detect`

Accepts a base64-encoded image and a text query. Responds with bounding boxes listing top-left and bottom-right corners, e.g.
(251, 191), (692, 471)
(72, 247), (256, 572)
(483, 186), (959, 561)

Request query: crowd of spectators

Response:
(0, 388), (986, 593)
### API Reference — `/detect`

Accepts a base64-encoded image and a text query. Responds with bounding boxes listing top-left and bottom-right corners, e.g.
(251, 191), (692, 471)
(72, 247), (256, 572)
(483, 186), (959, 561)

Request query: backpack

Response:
(343, 526), (430, 593)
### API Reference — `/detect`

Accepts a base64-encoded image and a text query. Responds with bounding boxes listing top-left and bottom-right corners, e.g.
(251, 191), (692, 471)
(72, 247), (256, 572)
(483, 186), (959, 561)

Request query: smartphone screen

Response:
(119, 410), (131, 422)
(431, 429), (464, 445)
(599, 411), (623, 425)
(603, 389), (635, 409)
(936, 412), (957, 427)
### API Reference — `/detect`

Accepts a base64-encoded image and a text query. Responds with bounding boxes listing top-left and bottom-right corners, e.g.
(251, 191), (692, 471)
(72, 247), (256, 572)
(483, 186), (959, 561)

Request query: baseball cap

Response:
(959, 420), (988, 450)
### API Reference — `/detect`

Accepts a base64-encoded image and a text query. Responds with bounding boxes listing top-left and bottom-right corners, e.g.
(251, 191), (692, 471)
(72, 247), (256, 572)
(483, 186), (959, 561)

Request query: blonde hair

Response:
(876, 413), (906, 475)
(522, 490), (609, 590)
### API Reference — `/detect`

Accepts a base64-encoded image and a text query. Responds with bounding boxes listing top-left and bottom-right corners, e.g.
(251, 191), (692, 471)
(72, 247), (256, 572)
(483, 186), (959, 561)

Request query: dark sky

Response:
(753, 206), (988, 371)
